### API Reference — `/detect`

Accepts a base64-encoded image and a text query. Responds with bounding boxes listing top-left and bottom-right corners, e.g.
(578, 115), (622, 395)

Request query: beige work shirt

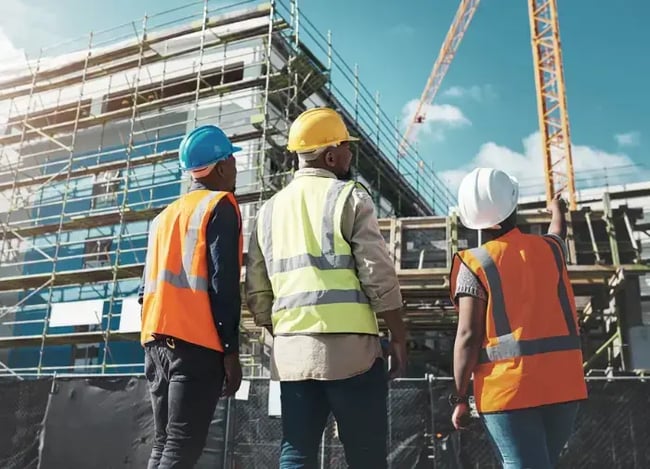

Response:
(245, 168), (403, 381)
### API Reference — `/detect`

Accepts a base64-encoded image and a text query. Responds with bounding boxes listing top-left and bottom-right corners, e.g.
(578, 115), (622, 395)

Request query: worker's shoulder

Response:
(540, 232), (568, 258)
(351, 179), (371, 196)
(523, 231), (567, 250)
(256, 190), (283, 218)
(332, 179), (370, 202)
(212, 194), (238, 214)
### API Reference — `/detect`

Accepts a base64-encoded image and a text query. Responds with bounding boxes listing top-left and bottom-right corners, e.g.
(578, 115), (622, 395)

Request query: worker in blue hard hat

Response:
(178, 124), (242, 191)
(139, 124), (244, 468)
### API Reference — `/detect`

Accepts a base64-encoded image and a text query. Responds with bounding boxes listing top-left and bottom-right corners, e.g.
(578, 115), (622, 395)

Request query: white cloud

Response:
(0, 27), (26, 71)
(441, 131), (646, 198)
(400, 99), (470, 144)
(614, 131), (640, 147)
(0, 28), (25, 214)
(0, 0), (58, 55)
(442, 84), (496, 102)
(0, 28), (27, 139)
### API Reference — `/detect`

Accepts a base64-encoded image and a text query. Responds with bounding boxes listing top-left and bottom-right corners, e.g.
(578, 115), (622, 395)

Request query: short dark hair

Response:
(500, 209), (518, 231)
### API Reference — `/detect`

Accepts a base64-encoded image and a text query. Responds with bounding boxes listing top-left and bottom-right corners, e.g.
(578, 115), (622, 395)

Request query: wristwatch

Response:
(448, 393), (468, 407)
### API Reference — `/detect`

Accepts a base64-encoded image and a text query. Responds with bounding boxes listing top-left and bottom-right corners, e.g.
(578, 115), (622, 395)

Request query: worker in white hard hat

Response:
(245, 107), (408, 469)
(448, 168), (587, 468)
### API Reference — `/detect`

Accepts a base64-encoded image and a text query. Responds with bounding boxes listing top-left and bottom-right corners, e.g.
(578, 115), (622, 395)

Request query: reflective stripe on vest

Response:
(259, 180), (356, 277)
(141, 190), (242, 351)
(469, 239), (580, 364)
(257, 177), (378, 335)
(144, 191), (225, 295)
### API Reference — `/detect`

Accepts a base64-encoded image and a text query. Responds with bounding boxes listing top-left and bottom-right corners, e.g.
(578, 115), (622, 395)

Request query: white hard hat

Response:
(457, 168), (519, 230)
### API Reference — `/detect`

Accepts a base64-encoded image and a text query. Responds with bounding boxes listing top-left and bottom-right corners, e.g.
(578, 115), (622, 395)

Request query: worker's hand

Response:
(451, 402), (471, 430)
(388, 338), (407, 379)
(548, 192), (567, 213)
(222, 353), (242, 397)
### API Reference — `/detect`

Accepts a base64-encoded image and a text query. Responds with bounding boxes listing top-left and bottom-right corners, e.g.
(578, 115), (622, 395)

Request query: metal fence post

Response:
(388, 378), (393, 469)
(427, 374), (437, 468)
(223, 397), (232, 468)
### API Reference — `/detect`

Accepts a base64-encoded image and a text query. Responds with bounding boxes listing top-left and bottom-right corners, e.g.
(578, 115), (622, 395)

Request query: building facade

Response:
(0, 1), (453, 376)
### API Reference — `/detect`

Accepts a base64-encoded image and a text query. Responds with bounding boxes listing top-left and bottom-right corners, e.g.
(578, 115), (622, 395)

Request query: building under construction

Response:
(1, 1), (649, 467)
(0, 0), (455, 376)
(0, 0), (649, 381)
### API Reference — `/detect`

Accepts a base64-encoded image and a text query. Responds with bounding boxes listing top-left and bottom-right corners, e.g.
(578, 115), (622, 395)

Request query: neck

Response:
(191, 178), (225, 191)
(481, 225), (517, 243)
(299, 161), (328, 171)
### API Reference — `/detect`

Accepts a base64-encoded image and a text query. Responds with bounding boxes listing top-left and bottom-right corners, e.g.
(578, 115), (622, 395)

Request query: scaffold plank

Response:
(0, 74), (277, 147)
(0, 130), (265, 192)
(0, 265), (647, 348)
(0, 5), (277, 97)
(0, 189), (273, 240)
(1, 261), (647, 293)
(0, 201), (630, 241)
(518, 186), (650, 211)
(0, 331), (139, 348)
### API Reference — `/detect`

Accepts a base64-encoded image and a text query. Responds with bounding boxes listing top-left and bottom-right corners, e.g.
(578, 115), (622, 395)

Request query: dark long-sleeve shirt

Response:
(139, 180), (242, 354)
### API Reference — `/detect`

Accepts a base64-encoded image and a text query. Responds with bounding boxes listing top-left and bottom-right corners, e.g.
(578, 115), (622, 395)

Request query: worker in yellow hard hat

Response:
(245, 107), (408, 469)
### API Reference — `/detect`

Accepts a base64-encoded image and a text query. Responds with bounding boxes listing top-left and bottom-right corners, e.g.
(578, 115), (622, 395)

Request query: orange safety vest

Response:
(450, 228), (588, 413)
(141, 189), (243, 352)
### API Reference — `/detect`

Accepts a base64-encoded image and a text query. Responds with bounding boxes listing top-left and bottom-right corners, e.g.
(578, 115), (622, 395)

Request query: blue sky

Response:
(1, 0), (648, 195)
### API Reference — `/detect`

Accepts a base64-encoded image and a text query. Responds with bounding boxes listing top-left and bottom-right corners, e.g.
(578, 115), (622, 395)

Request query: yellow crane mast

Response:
(529, 0), (577, 210)
(401, 0), (577, 210)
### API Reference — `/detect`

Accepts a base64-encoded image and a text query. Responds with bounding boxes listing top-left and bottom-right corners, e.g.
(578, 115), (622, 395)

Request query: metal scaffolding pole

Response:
(37, 31), (96, 375)
(101, 13), (150, 373)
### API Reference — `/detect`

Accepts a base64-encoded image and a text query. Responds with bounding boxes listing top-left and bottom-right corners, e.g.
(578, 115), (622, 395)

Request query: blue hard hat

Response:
(178, 125), (242, 171)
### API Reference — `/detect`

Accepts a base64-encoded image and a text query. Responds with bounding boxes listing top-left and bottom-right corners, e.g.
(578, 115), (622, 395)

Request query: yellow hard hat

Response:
(287, 107), (359, 153)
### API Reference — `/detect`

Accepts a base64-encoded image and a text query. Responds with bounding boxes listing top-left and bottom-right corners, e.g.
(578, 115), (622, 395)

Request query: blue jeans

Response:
(279, 359), (388, 469)
(481, 401), (579, 469)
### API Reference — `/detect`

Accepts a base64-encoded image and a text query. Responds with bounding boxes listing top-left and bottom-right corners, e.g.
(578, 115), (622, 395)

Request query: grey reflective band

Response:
(144, 192), (225, 294)
(471, 243), (580, 364)
(259, 196), (275, 268)
(321, 181), (347, 258)
(543, 238), (578, 336)
(271, 253), (354, 273)
(470, 247), (512, 337)
(261, 180), (356, 276)
(143, 216), (161, 295)
(478, 334), (581, 364)
(273, 289), (370, 312)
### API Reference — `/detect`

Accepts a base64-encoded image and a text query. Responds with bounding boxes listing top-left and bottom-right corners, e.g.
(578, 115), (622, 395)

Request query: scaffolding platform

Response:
(0, 0), (647, 377)
(0, 210), (647, 343)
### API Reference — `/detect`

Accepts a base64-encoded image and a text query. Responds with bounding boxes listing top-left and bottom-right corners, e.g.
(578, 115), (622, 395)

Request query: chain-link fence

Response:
(0, 375), (648, 468)
(226, 378), (432, 468)
(0, 377), (52, 469)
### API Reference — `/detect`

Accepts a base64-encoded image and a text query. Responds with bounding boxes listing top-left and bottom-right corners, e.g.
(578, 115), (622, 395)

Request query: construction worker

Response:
(245, 107), (408, 469)
(138, 125), (243, 468)
(448, 168), (588, 468)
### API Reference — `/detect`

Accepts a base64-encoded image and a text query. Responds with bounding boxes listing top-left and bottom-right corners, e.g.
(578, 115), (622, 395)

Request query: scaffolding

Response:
(0, 0), (456, 376)
(0, 0), (648, 379)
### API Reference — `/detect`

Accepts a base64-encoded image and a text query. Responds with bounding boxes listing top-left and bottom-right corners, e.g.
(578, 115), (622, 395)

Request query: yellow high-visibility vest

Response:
(257, 176), (379, 336)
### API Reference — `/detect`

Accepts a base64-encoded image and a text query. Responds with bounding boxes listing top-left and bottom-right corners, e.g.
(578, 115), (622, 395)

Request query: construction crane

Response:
(400, 0), (577, 210)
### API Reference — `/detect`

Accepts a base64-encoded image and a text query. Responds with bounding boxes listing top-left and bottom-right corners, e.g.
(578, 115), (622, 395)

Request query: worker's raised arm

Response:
(343, 185), (407, 376)
(547, 193), (568, 239)
(245, 217), (275, 335)
(206, 196), (242, 355)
